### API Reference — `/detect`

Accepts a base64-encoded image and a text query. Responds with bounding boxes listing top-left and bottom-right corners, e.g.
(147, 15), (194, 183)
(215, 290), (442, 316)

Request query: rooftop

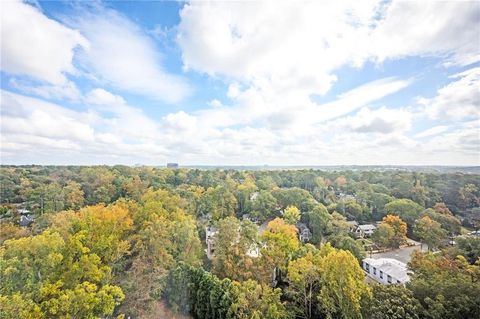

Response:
(363, 257), (410, 282)
(358, 224), (376, 231)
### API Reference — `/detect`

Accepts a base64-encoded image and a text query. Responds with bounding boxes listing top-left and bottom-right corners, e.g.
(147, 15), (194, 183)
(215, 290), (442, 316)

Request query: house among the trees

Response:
(296, 222), (312, 243)
(336, 191), (356, 201)
(205, 225), (218, 259)
(17, 207), (33, 227)
(362, 257), (410, 285)
(354, 224), (377, 238)
(19, 214), (34, 227)
(18, 208), (31, 215)
(250, 191), (259, 201)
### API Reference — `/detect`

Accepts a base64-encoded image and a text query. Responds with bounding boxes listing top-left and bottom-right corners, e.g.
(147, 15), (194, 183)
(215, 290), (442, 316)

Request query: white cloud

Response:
(73, 7), (190, 103)
(178, 0), (378, 95)
(370, 0), (480, 66)
(208, 99), (223, 108)
(334, 106), (412, 134)
(1, 1), (478, 166)
(194, 77), (411, 135)
(1, 90), (95, 143)
(302, 78), (412, 125)
(414, 126), (449, 138)
(419, 67), (480, 120)
(174, 0), (478, 166)
(163, 111), (198, 132)
(0, 0), (88, 84)
(2, 87), (478, 165)
(84, 89), (160, 140)
(86, 88), (126, 106)
(423, 120), (480, 160)
(178, 0), (479, 97)
(9, 78), (81, 101)
(0, 89), (168, 164)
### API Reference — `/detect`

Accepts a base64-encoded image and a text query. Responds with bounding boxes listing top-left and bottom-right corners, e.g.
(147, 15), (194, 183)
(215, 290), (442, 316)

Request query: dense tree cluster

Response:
(0, 166), (479, 318)
(0, 190), (202, 318)
(165, 262), (288, 319)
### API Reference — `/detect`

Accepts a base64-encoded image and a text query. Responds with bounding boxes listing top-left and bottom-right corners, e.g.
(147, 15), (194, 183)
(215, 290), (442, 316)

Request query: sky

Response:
(1, 0), (479, 166)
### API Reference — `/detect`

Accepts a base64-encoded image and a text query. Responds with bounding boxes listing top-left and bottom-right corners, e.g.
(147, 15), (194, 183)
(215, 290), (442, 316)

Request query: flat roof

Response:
(363, 257), (409, 282)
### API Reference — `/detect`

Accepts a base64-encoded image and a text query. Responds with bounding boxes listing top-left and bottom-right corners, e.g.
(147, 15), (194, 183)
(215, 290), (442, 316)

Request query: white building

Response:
(18, 208), (31, 215)
(355, 224), (377, 238)
(362, 257), (410, 285)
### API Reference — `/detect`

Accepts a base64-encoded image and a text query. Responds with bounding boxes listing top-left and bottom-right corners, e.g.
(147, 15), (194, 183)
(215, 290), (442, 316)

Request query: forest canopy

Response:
(0, 166), (479, 318)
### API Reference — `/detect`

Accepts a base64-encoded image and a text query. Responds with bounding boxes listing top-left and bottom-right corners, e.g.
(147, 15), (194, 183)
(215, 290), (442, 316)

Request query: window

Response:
(397, 280), (401, 284)
(387, 275), (392, 283)
(373, 267), (376, 275)
(365, 263), (370, 273)
(379, 271), (383, 279)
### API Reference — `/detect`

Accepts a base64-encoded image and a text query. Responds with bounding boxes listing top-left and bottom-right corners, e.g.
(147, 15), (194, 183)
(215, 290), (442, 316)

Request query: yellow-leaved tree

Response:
(287, 244), (371, 319)
(259, 218), (300, 283)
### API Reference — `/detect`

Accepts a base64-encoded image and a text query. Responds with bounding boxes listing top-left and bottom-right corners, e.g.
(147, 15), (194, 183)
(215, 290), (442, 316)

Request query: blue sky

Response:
(1, 0), (479, 165)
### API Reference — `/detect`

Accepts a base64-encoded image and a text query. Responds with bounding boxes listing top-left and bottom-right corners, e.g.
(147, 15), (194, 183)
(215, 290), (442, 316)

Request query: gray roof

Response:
(358, 224), (376, 231)
(363, 257), (410, 282)
(19, 215), (33, 227)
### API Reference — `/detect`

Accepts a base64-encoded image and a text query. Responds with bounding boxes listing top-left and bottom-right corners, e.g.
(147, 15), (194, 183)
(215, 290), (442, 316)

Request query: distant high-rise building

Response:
(167, 163), (179, 168)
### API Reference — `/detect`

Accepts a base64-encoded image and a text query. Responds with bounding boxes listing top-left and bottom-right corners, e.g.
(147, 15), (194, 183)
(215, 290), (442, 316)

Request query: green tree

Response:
(119, 192), (201, 317)
(121, 175), (145, 201)
(330, 212), (351, 235)
(384, 199), (423, 227)
(212, 217), (259, 281)
(374, 215), (407, 248)
(343, 199), (365, 220)
(273, 187), (317, 212)
(165, 262), (235, 319)
(200, 186), (238, 220)
(329, 235), (366, 264)
(230, 279), (290, 319)
(413, 216), (447, 251)
(250, 190), (278, 222)
(63, 181), (84, 210)
(372, 223), (395, 249)
(363, 284), (423, 319)
(450, 236), (480, 264)
(308, 204), (332, 244)
(236, 177), (258, 214)
(408, 252), (480, 319)
(458, 184), (479, 210)
(422, 208), (461, 235)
